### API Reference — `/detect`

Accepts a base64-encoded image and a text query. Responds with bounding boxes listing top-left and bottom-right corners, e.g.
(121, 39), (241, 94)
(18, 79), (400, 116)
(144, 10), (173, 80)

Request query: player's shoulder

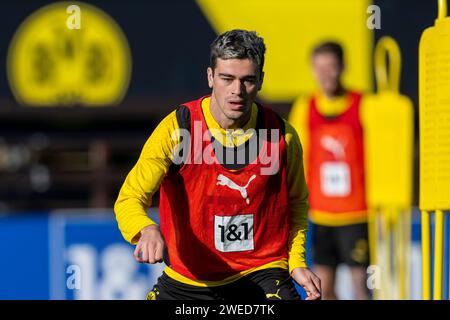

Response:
(293, 93), (314, 106)
(175, 104), (191, 131)
(289, 94), (312, 122)
(156, 103), (192, 132)
(282, 117), (297, 134)
(156, 108), (178, 129)
(255, 98), (300, 134)
(282, 118), (301, 143)
(172, 96), (208, 131)
(255, 103), (286, 134)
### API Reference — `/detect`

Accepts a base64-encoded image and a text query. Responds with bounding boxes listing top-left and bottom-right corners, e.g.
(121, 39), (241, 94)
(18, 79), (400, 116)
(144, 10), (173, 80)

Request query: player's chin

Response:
(225, 106), (251, 120)
(224, 110), (246, 120)
(324, 82), (338, 93)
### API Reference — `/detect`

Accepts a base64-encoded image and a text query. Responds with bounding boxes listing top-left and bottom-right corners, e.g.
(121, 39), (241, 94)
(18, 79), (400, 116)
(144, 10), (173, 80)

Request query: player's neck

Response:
(323, 84), (346, 99)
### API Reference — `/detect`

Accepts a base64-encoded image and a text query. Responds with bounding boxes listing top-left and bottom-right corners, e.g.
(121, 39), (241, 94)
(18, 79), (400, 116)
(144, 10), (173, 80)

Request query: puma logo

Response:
(321, 135), (346, 160)
(266, 289), (282, 300)
(216, 174), (256, 205)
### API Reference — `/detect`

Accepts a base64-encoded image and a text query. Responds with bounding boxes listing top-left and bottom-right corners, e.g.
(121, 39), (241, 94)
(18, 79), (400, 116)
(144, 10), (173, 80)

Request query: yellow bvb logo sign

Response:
(7, 2), (132, 107)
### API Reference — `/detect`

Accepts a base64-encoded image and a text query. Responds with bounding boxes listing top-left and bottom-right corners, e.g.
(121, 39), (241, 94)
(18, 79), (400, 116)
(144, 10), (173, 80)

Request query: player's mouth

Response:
(228, 100), (246, 110)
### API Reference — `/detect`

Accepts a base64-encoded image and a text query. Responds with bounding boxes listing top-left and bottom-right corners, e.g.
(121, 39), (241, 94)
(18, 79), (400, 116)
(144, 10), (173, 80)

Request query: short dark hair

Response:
(312, 41), (344, 66)
(210, 29), (266, 76)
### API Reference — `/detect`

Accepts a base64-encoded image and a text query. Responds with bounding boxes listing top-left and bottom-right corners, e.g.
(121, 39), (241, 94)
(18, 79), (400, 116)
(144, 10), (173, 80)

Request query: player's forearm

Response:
(114, 161), (167, 244)
(115, 110), (180, 244)
(115, 191), (156, 244)
(114, 157), (170, 244)
(288, 200), (309, 273)
(284, 118), (310, 272)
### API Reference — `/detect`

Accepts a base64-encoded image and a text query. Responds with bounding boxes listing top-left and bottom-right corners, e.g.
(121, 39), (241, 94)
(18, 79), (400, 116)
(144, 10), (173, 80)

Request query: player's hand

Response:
(291, 267), (322, 300)
(134, 224), (165, 264)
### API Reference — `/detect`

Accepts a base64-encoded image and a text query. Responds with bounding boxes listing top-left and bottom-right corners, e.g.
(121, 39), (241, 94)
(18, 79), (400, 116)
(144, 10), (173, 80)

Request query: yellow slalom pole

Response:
(434, 209), (444, 300)
(422, 210), (431, 300)
(368, 208), (379, 299)
(389, 207), (398, 299)
(379, 208), (388, 299)
(383, 208), (392, 299)
(404, 209), (412, 300)
(397, 209), (406, 300)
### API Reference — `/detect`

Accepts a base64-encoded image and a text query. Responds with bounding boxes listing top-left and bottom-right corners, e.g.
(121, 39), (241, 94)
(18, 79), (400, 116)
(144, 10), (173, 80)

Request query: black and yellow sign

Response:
(7, 1), (132, 107)
(196, 0), (372, 102)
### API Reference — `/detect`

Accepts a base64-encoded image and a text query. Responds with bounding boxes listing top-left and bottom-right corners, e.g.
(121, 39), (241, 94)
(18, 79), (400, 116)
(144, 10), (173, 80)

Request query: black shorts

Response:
(146, 268), (300, 300)
(311, 222), (370, 268)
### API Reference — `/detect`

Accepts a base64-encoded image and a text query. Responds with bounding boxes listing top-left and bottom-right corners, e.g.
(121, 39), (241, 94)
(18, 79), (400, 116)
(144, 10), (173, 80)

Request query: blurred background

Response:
(0, 0), (442, 299)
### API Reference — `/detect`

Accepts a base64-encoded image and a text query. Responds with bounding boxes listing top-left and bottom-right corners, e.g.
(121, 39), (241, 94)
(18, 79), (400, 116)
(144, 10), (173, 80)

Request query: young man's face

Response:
(207, 58), (263, 122)
(311, 52), (343, 96)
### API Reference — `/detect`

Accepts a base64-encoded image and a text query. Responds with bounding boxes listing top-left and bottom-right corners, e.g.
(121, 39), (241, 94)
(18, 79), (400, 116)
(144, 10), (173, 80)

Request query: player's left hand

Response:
(291, 267), (322, 300)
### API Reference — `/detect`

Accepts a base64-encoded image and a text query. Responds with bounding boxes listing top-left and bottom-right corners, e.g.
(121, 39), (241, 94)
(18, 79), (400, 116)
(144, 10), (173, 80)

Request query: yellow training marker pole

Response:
(364, 36), (414, 299)
(422, 211), (431, 300)
(397, 209), (406, 300)
(434, 209), (444, 300)
(368, 208), (379, 299)
(419, 0), (450, 300)
(382, 208), (392, 299)
(403, 209), (412, 299)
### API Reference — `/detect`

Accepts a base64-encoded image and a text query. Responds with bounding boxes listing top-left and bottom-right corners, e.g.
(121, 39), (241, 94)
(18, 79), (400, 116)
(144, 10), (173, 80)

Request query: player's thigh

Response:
(312, 223), (339, 267)
(246, 268), (300, 300)
(214, 276), (267, 301)
(335, 223), (370, 267)
(146, 272), (217, 300)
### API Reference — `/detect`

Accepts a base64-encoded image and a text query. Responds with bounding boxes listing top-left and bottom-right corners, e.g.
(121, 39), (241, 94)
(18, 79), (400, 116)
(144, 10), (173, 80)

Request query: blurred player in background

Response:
(289, 42), (370, 300)
(115, 29), (321, 300)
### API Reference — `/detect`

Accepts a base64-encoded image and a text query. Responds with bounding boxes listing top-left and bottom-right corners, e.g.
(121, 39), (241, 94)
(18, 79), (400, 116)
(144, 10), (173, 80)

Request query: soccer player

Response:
(288, 42), (370, 300)
(115, 29), (321, 300)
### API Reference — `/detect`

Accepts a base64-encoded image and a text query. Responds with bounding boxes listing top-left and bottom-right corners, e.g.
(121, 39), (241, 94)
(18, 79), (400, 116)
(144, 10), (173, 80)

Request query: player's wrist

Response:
(141, 224), (160, 234)
(289, 260), (308, 274)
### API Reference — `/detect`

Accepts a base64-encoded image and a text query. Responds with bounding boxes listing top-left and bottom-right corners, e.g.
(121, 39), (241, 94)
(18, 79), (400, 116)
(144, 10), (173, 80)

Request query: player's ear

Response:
(257, 71), (264, 91)
(207, 67), (214, 88)
(339, 62), (345, 75)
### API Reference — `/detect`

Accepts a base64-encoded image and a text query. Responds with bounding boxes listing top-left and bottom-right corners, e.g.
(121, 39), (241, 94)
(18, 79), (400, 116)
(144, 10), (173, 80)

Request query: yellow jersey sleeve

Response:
(114, 110), (180, 244)
(284, 119), (310, 272)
